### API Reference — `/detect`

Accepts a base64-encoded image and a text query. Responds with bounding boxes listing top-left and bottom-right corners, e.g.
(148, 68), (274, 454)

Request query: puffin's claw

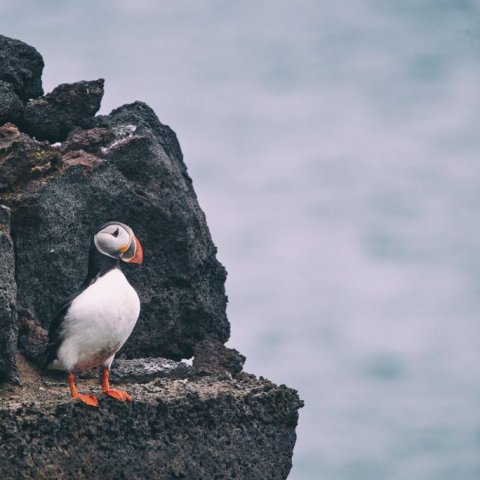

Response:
(102, 367), (132, 402)
(104, 389), (132, 402)
(68, 372), (99, 407)
(74, 393), (99, 407)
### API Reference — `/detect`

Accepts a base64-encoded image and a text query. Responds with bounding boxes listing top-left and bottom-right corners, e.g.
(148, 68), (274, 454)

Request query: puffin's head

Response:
(93, 221), (143, 264)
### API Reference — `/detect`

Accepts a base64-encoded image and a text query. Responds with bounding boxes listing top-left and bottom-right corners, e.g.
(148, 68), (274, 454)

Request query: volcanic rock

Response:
(39, 357), (193, 384)
(0, 367), (302, 479)
(2, 102), (229, 360)
(0, 34), (229, 366)
(0, 35), (44, 101)
(193, 338), (246, 375)
(0, 34), (303, 479)
(17, 308), (49, 365)
(0, 81), (24, 126)
(0, 205), (18, 383)
(109, 357), (194, 383)
(20, 79), (105, 142)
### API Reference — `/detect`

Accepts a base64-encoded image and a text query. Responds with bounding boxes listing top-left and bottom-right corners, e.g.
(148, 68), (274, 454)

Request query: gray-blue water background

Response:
(2, 1), (480, 478)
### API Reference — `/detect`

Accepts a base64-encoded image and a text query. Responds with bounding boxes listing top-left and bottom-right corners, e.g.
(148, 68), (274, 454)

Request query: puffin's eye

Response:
(112, 228), (119, 238)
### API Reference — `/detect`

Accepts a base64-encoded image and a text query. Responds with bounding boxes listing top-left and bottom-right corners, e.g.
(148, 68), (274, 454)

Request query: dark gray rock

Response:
(17, 308), (48, 365)
(21, 79), (105, 142)
(0, 123), (61, 194)
(110, 357), (193, 383)
(3, 102), (229, 360)
(63, 126), (115, 154)
(0, 205), (19, 384)
(0, 373), (302, 479)
(0, 205), (11, 234)
(0, 81), (24, 126)
(41, 357), (192, 385)
(193, 338), (246, 375)
(0, 36), (101, 139)
(0, 37), (303, 478)
(0, 35), (44, 100)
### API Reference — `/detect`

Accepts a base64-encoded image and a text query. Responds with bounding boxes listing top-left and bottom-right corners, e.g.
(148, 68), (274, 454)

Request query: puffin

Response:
(45, 221), (144, 407)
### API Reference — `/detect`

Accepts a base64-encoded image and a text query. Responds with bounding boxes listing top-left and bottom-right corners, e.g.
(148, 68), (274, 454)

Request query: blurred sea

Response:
(2, 1), (480, 478)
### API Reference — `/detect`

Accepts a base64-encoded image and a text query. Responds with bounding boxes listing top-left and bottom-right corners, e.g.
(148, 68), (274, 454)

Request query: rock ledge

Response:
(0, 34), (303, 480)
(0, 359), (302, 480)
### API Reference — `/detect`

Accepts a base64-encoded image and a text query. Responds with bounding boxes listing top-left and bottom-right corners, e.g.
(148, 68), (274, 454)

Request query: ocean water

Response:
(2, 1), (480, 478)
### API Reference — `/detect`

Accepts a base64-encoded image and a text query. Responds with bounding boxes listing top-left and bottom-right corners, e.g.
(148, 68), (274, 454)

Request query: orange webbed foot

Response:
(68, 372), (99, 407)
(73, 393), (99, 407)
(104, 389), (132, 402)
(101, 367), (132, 402)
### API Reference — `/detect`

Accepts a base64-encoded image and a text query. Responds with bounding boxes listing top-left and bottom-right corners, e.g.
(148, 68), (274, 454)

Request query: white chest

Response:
(67, 268), (140, 329)
(57, 268), (140, 371)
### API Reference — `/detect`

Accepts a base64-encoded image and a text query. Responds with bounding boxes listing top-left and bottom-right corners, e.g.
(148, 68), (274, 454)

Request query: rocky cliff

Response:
(0, 35), (302, 479)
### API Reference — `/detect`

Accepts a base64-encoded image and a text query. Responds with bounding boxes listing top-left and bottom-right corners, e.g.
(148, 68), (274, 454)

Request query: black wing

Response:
(44, 297), (75, 367)
(45, 241), (112, 367)
(44, 274), (99, 367)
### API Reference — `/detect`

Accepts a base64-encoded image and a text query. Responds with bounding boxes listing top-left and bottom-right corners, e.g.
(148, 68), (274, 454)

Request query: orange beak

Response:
(122, 235), (143, 264)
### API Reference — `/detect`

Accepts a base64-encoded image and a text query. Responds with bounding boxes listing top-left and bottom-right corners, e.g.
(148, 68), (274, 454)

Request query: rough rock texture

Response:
(0, 81), (24, 125)
(109, 357), (193, 383)
(40, 357), (193, 384)
(0, 35), (303, 478)
(0, 102), (229, 360)
(20, 79), (105, 141)
(0, 206), (18, 384)
(17, 308), (49, 365)
(0, 36), (102, 143)
(0, 362), (302, 480)
(0, 35), (44, 100)
(193, 338), (246, 375)
(0, 123), (61, 194)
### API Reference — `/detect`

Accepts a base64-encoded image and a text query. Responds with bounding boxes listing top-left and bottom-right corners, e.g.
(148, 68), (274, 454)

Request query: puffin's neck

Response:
(83, 240), (120, 287)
